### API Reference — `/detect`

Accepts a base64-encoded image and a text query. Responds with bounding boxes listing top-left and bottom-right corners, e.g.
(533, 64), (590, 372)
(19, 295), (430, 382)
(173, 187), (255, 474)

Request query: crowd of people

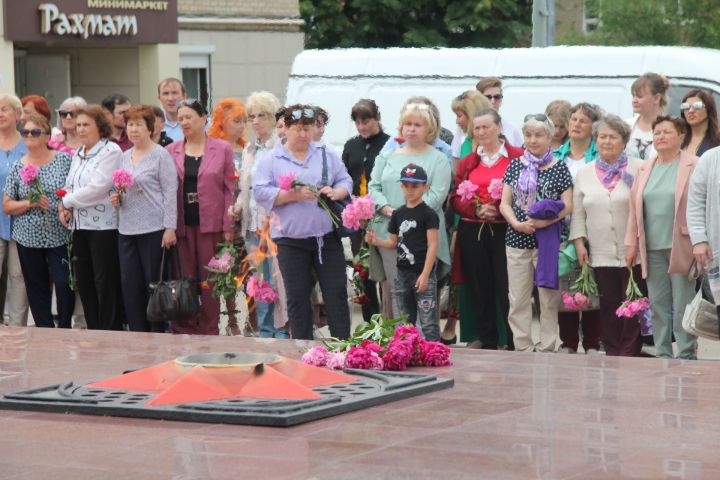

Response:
(2, 71), (720, 360)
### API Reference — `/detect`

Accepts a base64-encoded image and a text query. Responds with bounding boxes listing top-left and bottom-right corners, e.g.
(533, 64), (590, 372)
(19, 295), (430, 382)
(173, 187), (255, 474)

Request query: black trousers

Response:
(16, 243), (75, 328)
(349, 230), (380, 321)
(73, 229), (123, 331)
(276, 234), (351, 340)
(118, 230), (165, 333)
(458, 221), (510, 349)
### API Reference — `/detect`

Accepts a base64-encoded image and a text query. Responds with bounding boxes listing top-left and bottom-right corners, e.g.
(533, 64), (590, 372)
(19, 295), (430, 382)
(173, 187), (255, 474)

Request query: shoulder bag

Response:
(318, 146), (352, 237)
(147, 247), (200, 323)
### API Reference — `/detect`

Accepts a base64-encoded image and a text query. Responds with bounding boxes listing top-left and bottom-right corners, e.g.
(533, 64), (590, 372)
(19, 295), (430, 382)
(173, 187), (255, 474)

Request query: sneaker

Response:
(559, 347), (577, 354)
(585, 348), (601, 356)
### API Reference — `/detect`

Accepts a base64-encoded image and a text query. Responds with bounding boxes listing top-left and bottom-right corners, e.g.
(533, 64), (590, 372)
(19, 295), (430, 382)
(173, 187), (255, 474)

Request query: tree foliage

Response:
(560, 0), (720, 48)
(299, 0), (533, 49)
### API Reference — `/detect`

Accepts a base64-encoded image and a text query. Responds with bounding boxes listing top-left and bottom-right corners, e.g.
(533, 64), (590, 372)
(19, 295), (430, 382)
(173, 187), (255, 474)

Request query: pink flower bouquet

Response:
(112, 169), (134, 205)
(246, 275), (278, 303)
(277, 172), (341, 227)
(561, 262), (599, 311)
(456, 178), (503, 239)
(301, 316), (452, 371)
(487, 178), (504, 201)
(204, 244), (242, 300)
(341, 195), (376, 231)
(20, 163), (51, 229)
(616, 269), (652, 334)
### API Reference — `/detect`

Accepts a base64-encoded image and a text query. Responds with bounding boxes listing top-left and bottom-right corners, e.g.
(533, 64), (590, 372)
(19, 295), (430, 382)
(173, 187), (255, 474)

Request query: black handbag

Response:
(147, 247), (200, 323)
(319, 146), (352, 237)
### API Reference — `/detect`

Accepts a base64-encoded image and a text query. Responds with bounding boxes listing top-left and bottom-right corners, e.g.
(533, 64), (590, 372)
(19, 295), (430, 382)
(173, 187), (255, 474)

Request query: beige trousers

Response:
(506, 246), (560, 352)
(0, 240), (29, 326)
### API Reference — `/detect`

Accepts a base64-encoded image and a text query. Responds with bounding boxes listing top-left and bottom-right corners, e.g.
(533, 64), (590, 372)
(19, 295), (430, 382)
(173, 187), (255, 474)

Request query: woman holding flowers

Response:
(450, 109), (523, 350)
(109, 105), (177, 333)
(569, 115), (645, 356)
(3, 114), (74, 328)
(368, 102), (452, 321)
(253, 104), (353, 340)
(625, 116), (698, 359)
(167, 99), (235, 336)
(59, 105), (123, 331)
(230, 91), (289, 338)
(499, 114), (573, 352)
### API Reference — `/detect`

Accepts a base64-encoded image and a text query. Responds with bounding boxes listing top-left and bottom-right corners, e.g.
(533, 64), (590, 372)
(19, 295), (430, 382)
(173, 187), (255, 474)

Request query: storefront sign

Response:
(4, 0), (177, 44)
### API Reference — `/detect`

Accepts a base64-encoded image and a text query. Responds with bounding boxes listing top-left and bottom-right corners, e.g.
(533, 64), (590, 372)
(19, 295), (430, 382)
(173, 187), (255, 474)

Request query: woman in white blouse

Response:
(569, 115), (644, 356)
(59, 105), (123, 331)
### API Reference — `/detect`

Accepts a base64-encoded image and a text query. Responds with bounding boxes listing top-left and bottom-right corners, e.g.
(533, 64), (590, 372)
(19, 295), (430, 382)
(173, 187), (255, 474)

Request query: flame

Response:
(244, 218), (278, 269)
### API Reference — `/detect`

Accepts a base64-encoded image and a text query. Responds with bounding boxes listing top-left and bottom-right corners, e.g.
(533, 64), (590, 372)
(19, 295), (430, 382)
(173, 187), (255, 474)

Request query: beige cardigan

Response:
(569, 157), (642, 268)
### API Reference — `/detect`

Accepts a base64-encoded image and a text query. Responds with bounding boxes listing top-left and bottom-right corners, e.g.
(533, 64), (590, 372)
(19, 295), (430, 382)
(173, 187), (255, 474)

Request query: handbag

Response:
(558, 241), (578, 278)
(682, 278), (720, 340)
(147, 247), (200, 323)
(319, 146), (352, 237)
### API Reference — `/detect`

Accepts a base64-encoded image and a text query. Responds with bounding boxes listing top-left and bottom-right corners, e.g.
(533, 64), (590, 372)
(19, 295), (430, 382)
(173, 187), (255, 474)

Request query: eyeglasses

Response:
(485, 94), (504, 101)
(19, 128), (49, 138)
(404, 103), (430, 111)
(524, 113), (549, 123)
(57, 110), (74, 118)
(290, 108), (316, 120)
(680, 101), (705, 111)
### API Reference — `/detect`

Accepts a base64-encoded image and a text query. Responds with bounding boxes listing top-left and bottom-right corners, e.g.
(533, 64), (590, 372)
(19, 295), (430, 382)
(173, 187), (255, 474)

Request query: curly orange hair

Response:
(208, 98), (248, 148)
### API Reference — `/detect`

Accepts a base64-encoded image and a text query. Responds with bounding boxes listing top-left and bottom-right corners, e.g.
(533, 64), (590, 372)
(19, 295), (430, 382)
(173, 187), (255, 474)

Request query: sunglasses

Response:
(20, 128), (49, 138)
(290, 108), (316, 120)
(178, 99), (208, 116)
(404, 103), (431, 111)
(57, 110), (75, 118)
(524, 113), (549, 123)
(485, 94), (504, 101)
(680, 101), (705, 111)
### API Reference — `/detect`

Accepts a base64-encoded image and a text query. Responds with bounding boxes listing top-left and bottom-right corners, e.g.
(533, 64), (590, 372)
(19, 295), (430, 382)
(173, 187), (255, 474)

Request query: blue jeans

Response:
(392, 266), (440, 341)
(246, 232), (288, 339)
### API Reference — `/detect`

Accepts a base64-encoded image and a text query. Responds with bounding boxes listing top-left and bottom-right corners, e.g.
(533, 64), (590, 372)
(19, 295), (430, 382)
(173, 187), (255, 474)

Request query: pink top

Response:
(48, 134), (76, 156)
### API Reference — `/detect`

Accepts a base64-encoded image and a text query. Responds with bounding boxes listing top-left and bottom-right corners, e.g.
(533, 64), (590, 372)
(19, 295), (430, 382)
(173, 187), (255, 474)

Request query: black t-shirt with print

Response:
(502, 157), (572, 249)
(388, 202), (440, 273)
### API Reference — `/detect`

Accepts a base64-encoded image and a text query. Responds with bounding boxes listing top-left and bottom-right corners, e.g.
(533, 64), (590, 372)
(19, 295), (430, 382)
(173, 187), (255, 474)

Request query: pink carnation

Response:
(246, 275), (278, 303)
(301, 346), (329, 367)
(487, 178), (504, 201)
(456, 180), (479, 203)
(278, 173), (297, 191)
(341, 195), (376, 230)
(208, 251), (233, 273)
(19, 164), (39, 185)
(345, 345), (384, 370)
(112, 169), (134, 191)
(418, 340), (452, 367)
(325, 350), (347, 370)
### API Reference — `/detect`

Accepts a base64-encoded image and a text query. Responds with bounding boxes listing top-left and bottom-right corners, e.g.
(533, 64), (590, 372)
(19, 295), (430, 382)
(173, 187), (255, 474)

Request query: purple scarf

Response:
(596, 152), (634, 190)
(517, 148), (553, 211)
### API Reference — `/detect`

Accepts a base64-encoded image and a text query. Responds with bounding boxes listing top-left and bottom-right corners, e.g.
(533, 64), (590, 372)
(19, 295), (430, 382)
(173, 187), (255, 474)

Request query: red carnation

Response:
(56, 189), (67, 197)
(201, 281), (211, 291)
(229, 174), (240, 181)
(395, 137), (405, 144)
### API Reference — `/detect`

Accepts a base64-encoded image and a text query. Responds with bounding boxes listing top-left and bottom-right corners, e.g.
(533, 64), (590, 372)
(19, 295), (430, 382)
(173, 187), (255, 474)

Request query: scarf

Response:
(516, 148), (553, 211)
(596, 152), (634, 190)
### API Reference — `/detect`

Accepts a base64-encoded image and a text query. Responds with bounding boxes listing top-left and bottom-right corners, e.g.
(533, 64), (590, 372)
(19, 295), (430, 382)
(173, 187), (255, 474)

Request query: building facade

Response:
(0, 0), (302, 118)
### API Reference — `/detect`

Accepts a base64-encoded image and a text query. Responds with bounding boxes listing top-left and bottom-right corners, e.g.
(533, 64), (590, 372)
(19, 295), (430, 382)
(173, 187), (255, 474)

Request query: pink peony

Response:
(246, 275), (278, 303)
(341, 195), (377, 230)
(325, 350), (347, 370)
(345, 345), (384, 370)
(208, 251), (233, 273)
(418, 340), (452, 367)
(456, 180), (479, 203)
(360, 340), (383, 354)
(487, 178), (504, 201)
(301, 346), (329, 367)
(112, 169), (134, 191)
(19, 164), (39, 185)
(278, 173), (297, 191)
(382, 339), (412, 371)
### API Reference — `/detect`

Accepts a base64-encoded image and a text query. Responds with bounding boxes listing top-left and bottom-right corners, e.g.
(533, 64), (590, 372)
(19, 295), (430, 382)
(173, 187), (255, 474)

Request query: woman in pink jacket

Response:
(166, 99), (235, 335)
(625, 116), (698, 359)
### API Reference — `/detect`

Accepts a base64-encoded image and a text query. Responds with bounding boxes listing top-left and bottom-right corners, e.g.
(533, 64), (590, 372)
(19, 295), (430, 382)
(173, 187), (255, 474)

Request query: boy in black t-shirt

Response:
(366, 164), (440, 341)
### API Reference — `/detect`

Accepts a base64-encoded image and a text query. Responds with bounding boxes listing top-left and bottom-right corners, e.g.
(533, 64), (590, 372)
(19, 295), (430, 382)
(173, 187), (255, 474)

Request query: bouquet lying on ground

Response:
(456, 178), (503, 238)
(341, 195), (377, 304)
(616, 268), (652, 335)
(562, 262), (599, 310)
(20, 164), (51, 229)
(279, 172), (341, 227)
(302, 314), (452, 371)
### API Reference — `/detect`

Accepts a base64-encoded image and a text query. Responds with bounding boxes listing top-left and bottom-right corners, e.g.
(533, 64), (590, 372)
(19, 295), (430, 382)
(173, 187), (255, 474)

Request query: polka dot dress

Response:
(502, 157), (572, 249)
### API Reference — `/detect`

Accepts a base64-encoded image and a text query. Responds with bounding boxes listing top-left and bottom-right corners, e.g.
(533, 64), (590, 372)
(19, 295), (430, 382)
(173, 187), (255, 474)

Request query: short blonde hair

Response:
(451, 90), (491, 137)
(0, 94), (22, 117)
(522, 115), (555, 138)
(398, 103), (438, 144)
(246, 91), (281, 118)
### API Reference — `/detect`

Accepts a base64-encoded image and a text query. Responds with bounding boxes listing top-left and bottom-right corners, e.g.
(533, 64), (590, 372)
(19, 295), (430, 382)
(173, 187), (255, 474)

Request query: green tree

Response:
(559, 0), (720, 48)
(299, 0), (533, 49)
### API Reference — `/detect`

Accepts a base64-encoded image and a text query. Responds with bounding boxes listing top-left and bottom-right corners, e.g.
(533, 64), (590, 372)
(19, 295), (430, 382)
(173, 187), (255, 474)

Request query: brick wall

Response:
(178, 0), (300, 18)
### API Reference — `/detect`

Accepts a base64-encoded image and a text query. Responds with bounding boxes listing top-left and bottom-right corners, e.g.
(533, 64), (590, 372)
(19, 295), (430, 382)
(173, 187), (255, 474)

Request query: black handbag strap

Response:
(320, 146), (329, 187)
(157, 246), (184, 282)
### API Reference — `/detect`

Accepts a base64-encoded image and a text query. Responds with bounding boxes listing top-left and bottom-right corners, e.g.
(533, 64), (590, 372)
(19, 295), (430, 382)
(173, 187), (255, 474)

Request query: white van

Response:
(286, 46), (720, 152)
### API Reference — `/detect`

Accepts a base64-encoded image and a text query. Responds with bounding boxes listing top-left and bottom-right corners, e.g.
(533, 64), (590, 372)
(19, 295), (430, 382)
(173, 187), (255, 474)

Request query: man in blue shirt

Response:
(157, 77), (187, 142)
